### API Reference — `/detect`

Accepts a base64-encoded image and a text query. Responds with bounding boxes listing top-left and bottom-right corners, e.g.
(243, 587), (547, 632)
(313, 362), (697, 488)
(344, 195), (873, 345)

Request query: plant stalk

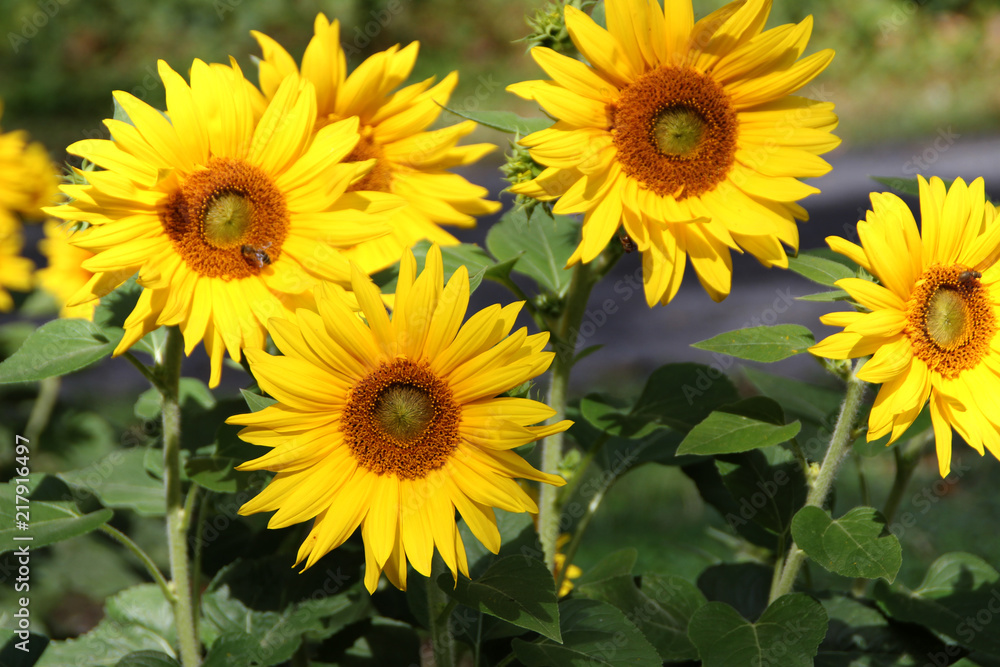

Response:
(159, 327), (201, 666)
(427, 556), (456, 667)
(770, 359), (868, 602)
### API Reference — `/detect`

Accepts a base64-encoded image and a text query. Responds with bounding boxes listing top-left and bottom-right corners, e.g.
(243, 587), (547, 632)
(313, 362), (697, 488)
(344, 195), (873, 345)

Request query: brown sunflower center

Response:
(341, 358), (460, 479)
(345, 130), (393, 193)
(904, 265), (996, 378)
(160, 157), (288, 279)
(611, 66), (738, 200)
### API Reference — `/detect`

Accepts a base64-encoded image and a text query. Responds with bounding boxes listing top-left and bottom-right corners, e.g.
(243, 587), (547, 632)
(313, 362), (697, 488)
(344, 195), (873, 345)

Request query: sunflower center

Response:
(203, 193), (252, 248)
(374, 385), (435, 442)
(652, 107), (706, 156)
(341, 358), (460, 479)
(345, 129), (393, 193)
(160, 157), (288, 279)
(904, 265), (996, 378)
(611, 66), (738, 200)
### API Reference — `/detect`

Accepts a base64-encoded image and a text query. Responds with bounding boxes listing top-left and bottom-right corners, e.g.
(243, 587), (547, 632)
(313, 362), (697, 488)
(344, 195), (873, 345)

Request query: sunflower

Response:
(0, 218), (32, 312)
(230, 245), (570, 592)
(0, 101), (60, 222)
(810, 176), (1000, 477)
(45, 59), (401, 387)
(252, 13), (501, 273)
(508, 0), (839, 305)
(37, 220), (98, 320)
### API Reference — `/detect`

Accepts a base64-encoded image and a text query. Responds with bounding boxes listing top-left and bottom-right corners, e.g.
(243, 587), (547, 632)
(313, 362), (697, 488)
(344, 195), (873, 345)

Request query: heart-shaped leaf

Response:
(792, 506), (901, 582)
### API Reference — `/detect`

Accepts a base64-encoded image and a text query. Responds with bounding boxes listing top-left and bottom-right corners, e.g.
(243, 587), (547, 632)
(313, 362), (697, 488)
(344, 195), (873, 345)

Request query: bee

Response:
(241, 242), (272, 268)
(958, 269), (982, 285)
(619, 233), (635, 253)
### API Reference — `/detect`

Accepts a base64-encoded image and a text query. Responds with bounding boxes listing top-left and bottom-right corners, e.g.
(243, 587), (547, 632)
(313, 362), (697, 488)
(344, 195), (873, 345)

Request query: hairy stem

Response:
(770, 359), (868, 602)
(159, 327), (201, 666)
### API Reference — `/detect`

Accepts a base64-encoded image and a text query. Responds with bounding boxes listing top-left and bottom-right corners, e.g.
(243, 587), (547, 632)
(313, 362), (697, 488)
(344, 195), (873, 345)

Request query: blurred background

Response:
(3, 0), (1000, 644)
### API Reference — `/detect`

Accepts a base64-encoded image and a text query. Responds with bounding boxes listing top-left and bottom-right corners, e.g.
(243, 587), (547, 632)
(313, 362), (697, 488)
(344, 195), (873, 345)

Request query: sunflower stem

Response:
(159, 327), (201, 666)
(427, 556), (456, 667)
(770, 359), (868, 603)
(538, 244), (621, 570)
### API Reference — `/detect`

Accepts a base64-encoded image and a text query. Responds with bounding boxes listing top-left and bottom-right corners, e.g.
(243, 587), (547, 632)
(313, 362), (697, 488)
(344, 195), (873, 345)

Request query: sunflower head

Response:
(508, 0), (839, 306)
(45, 59), (400, 387)
(810, 176), (1000, 477)
(251, 14), (502, 274)
(230, 245), (571, 593)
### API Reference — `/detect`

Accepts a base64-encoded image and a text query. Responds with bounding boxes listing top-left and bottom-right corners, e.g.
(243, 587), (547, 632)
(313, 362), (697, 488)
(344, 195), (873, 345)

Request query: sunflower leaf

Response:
(796, 289), (851, 302)
(487, 206), (579, 296)
(439, 107), (552, 135)
(114, 652), (181, 667)
(511, 598), (661, 667)
(692, 325), (815, 363)
(0, 479), (113, 554)
(58, 447), (165, 517)
(0, 318), (123, 384)
(874, 552), (1000, 655)
(439, 555), (562, 642)
(791, 506), (901, 582)
(787, 253), (856, 287)
(687, 594), (827, 667)
(676, 397), (801, 456)
(575, 573), (707, 662)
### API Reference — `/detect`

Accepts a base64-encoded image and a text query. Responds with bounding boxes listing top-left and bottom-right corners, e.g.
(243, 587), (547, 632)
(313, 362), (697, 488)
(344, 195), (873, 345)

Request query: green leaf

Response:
(440, 107), (552, 135)
(579, 394), (660, 439)
(135, 377), (215, 420)
(115, 652), (182, 667)
(37, 585), (176, 667)
(817, 593), (952, 667)
(440, 555), (561, 642)
(59, 447), (165, 517)
(185, 425), (260, 494)
(797, 289), (851, 302)
(0, 480), (113, 553)
(874, 552), (1000, 656)
(677, 401), (800, 456)
(106, 585), (178, 650)
(573, 548), (637, 587)
(696, 563), (774, 622)
(486, 206), (579, 295)
(787, 252), (856, 287)
(512, 598), (661, 667)
(692, 324), (815, 362)
(375, 241), (494, 294)
(630, 362), (740, 433)
(743, 367), (842, 424)
(717, 450), (808, 536)
(576, 574), (707, 662)
(93, 275), (141, 330)
(687, 594), (828, 667)
(792, 506), (901, 582)
(201, 584), (365, 666)
(0, 318), (123, 384)
(240, 388), (277, 412)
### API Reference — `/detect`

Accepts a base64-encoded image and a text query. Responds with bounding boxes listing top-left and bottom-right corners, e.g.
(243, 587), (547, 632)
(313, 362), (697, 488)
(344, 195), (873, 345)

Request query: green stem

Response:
(554, 480), (607, 594)
(538, 261), (593, 569)
(24, 376), (60, 447)
(159, 327), (201, 666)
(123, 350), (167, 393)
(883, 431), (929, 524)
(99, 523), (173, 602)
(427, 556), (456, 667)
(770, 359), (868, 602)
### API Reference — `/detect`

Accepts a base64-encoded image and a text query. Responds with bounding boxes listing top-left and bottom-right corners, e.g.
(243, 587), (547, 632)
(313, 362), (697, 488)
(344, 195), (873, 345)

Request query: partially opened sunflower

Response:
(811, 176), (1000, 477)
(509, 0), (839, 304)
(231, 245), (570, 592)
(46, 59), (400, 386)
(252, 13), (501, 273)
